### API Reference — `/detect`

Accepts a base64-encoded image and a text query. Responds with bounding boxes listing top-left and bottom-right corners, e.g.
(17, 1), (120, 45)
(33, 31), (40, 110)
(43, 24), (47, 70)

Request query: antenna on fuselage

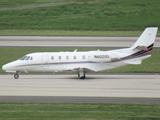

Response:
(74, 49), (77, 52)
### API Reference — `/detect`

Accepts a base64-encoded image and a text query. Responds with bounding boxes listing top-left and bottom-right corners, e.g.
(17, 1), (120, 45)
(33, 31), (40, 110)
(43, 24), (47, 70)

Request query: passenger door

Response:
(42, 54), (49, 69)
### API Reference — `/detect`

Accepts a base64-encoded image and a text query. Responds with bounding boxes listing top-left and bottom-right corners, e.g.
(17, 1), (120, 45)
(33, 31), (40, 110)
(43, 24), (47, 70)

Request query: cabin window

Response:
(73, 55), (76, 60)
(66, 56), (69, 60)
(59, 56), (61, 60)
(51, 56), (54, 60)
(30, 57), (33, 60)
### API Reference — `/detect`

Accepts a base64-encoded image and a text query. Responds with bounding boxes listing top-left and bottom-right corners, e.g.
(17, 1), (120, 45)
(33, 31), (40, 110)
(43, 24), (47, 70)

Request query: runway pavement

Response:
(0, 74), (160, 103)
(1, 36), (160, 47)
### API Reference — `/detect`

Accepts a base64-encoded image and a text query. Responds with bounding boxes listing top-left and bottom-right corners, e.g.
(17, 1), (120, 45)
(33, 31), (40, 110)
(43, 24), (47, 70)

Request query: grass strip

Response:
(0, 30), (142, 36)
(0, 0), (160, 31)
(1, 47), (160, 73)
(0, 30), (160, 36)
(0, 102), (160, 120)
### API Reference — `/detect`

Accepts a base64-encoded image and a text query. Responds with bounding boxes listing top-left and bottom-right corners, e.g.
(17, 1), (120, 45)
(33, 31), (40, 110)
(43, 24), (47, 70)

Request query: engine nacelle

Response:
(89, 51), (119, 62)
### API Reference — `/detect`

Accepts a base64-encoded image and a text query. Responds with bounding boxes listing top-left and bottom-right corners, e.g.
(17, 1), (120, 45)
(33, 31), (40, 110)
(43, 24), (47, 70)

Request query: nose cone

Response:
(2, 62), (15, 71)
(2, 62), (17, 73)
(2, 64), (8, 71)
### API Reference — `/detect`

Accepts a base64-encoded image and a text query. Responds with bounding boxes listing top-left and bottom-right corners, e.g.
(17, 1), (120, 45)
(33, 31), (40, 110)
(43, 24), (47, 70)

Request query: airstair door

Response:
(42, 54), (49, 69)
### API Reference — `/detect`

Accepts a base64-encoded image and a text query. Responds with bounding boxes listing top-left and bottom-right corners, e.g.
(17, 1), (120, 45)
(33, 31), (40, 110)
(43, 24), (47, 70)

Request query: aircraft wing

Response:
(63, 66), (96, 72)
(122, 60), (142, 65)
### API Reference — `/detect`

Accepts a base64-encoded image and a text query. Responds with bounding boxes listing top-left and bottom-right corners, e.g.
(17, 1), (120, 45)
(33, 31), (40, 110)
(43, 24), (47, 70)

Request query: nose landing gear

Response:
(14, 71), (19, 79)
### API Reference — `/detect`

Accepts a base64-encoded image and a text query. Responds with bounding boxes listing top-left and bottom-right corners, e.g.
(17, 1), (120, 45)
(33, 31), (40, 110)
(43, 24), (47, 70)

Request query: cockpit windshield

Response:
(19, 56), (27, 60)
(19, 56), (32, 61)
(25, 56), (30, 60)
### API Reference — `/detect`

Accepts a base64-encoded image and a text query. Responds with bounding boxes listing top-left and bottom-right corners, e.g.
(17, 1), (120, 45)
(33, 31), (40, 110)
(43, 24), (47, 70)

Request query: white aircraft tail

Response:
(122, 27), (158, 65)
(131, 27), (158, 50)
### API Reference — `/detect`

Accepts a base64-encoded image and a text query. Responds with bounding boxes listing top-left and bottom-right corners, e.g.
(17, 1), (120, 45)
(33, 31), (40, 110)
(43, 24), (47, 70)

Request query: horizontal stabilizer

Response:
(122, 54), (151, 65)
(134, 46), (148, 51)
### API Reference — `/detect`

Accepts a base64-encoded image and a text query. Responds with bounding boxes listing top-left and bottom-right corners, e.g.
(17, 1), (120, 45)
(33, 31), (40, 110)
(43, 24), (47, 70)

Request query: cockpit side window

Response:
(19, 56), (27, 60)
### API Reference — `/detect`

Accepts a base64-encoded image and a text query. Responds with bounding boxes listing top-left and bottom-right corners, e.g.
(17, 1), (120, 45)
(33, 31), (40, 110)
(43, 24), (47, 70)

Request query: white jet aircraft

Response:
(2, 27), (158, 79)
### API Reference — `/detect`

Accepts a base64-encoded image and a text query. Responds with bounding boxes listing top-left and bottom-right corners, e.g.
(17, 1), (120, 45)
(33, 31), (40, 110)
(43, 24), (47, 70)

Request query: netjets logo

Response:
(94, 55), (109, 58)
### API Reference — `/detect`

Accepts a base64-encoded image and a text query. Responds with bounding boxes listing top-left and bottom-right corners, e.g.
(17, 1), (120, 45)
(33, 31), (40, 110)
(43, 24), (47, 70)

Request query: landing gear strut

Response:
(78, 68), (86, 79)
(14, 71), (19, 79)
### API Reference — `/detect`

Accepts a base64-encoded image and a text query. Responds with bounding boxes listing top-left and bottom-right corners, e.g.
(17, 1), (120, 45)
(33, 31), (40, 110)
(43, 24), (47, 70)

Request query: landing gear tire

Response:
(80, 74), (85, 79)
(14, 74), (19, 79)
(78, 68), (86, 79)
(78, 73), (86, 79)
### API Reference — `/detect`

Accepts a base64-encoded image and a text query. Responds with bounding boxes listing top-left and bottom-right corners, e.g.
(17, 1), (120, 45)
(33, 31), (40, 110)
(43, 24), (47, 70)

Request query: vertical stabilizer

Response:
(131, 27), (158, 49)
(122, 27), (158, 65)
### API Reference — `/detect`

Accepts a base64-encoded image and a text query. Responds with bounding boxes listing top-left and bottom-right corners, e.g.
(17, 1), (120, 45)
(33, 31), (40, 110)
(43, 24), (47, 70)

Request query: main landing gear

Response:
(14, 71), (19, 79)
(78, 68), (86, 79)
(78, 73), (85, 79)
